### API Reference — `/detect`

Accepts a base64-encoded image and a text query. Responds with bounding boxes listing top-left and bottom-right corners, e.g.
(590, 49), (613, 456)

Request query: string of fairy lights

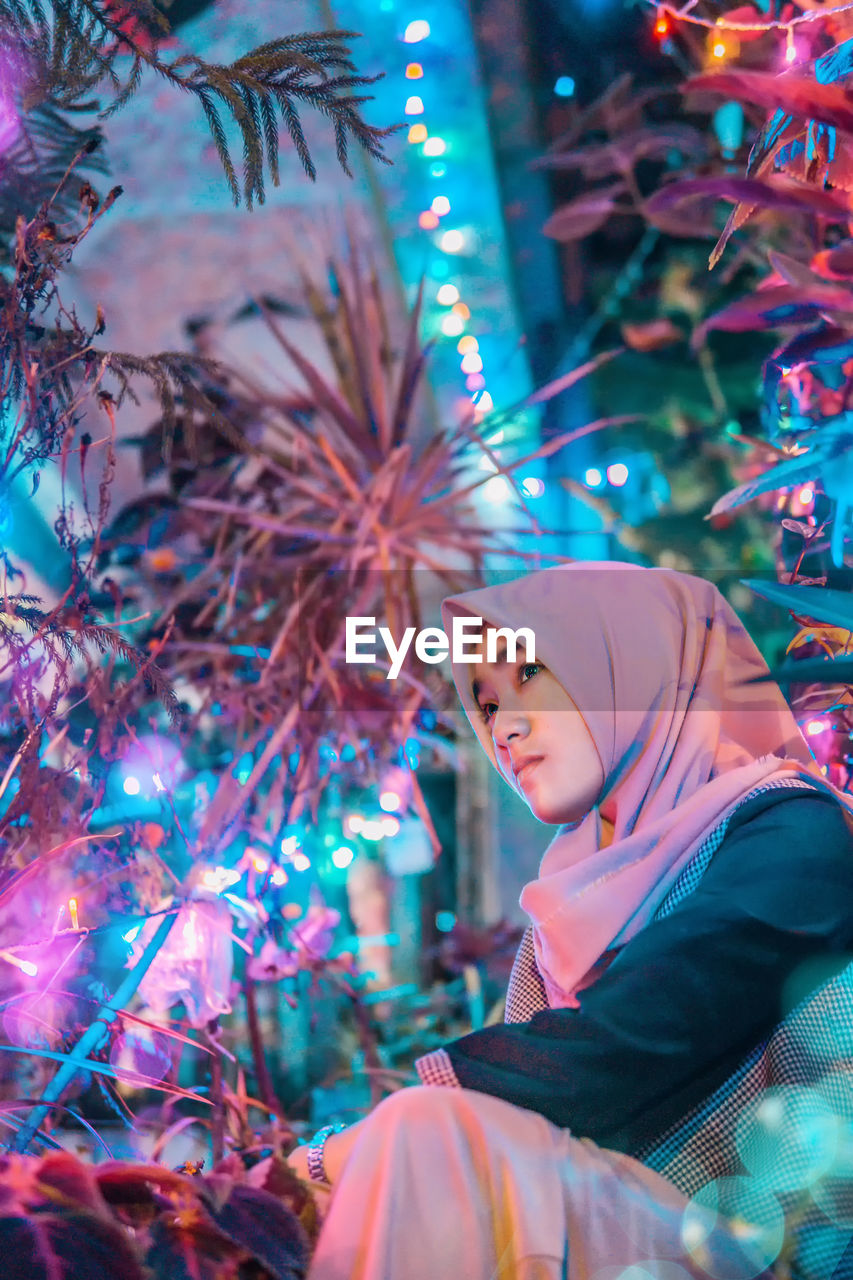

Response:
(395, 19), (553, 507)
(399, 20), (494, 420)
(649, 0), (853, 62)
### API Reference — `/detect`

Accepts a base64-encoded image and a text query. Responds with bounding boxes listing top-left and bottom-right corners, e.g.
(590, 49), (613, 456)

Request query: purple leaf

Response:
(695, 284), (853, 346)
(200, 1181), (309, 1280)
(542, 182), (628, 242)
(688, 71), (853, 136)
(647, 175), (850, 219)
(710, 451), (820, 516)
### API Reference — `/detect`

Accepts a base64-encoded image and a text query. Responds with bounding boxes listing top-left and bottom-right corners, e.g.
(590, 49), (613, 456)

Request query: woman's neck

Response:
(599, 813), (615, 848)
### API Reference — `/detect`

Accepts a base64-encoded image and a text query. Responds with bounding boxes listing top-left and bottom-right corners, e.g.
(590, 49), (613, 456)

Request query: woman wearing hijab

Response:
(294, 563), (853, 1280)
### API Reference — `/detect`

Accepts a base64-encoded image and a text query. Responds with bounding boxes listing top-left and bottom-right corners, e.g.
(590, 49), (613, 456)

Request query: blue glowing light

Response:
(554, 76), (576, 97)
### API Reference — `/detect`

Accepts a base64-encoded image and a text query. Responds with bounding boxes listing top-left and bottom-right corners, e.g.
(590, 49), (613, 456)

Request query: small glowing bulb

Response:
(201, 866), (240, 893)
(806, 719), (828, 736)
(68, 897), (79, 930)
(332, 845), (355, 869)
(408, 123), (428, 144)
(584, 467), (603, 487)
(123, 776), (140, 795)
(251, 853), (270, 873)
(452, 302), (470, 319)
(293, 853), (311, 872)
(381, 816), (401, 837)
(281, 835), (299, 857)
(457, 335), (479, 354)
(461, 352), (484, 374)
(0, 950), (39, 977)
(152, 772), (166, 792)
(711, 40), (727, 58)
(483, 476), (511, 503)
(405, 95), (424, 115)
(379, 790), (402, 812)
(431, 195), (450, 216)
(476, 391), (494, 412)
(437, 283), (459, 305)
(423, 136), (447, 157)
(785, 27), (796, 61)
(419, 210), (440, 230)
(404, 19), (430, 42)
(123, 924), (141, 943)
(406, 62), (424, 78)
(271, 867), (288, 886)
(797, 486), (814, 505)
(361, 820), (386, 841)
(441, 313), (464, 336)
(522, 477), (545, 498)
(466, 373), (486, 391)
(440, 229), (464, 253)
(607, 462), (629, 487)
(654, 11), (670, 37)
(345, 814), (364, 834)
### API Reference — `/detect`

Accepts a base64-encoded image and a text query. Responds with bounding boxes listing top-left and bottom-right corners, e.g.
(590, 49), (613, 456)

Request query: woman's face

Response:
(470, 636), (606, 826)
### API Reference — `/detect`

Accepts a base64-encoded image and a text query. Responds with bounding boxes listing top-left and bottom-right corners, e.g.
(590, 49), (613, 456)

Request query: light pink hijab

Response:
(442, 562), (848, 1010)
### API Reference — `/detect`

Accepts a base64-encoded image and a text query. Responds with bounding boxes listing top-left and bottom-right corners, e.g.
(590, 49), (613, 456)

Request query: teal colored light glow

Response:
(554, 76), (575, 97)
(429, 162), (447, 178)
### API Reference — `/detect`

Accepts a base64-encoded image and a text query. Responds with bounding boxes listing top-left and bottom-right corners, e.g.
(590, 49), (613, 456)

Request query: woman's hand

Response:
(286, 1116), (367, 1187)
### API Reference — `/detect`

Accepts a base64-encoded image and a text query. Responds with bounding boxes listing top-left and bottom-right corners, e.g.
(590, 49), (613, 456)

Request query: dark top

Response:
(443, 788), (853, 1156)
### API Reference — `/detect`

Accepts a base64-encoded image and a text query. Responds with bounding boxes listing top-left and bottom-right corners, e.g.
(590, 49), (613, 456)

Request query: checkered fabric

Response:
(632, 778), (853, 1280)
(414, 1045), (460, 1088)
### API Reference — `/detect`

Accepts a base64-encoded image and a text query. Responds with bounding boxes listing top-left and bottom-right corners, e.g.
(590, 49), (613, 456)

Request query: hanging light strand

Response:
(646, 0), (853, 36)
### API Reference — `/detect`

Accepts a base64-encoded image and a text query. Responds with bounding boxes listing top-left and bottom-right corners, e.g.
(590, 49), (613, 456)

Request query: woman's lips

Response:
(515, 758), (542, 785)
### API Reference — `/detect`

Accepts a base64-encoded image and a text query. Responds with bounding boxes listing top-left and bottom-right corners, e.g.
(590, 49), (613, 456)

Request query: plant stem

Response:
(11, 911), (178, 1153)
(244, 974), (277, 1110)
(207, 1019), (225, 1166)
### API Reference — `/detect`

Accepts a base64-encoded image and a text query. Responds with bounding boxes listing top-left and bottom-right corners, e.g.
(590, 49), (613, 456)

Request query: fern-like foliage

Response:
(0, 104), (107, 255)
(0, 2), (400, 207)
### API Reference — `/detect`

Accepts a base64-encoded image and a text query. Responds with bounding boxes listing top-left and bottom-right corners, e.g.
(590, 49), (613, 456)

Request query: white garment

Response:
(308, 1086), (771, 1280)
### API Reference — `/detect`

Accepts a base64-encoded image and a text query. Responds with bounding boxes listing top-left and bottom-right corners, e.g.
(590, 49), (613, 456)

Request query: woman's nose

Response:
(492, 707), (529, 748)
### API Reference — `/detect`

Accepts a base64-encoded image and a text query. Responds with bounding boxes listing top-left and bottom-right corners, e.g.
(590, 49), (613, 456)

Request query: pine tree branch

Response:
(0, 6), (401, 205)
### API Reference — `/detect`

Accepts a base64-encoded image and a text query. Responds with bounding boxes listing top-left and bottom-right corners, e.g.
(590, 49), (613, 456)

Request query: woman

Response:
(291, 563), (853, 1280)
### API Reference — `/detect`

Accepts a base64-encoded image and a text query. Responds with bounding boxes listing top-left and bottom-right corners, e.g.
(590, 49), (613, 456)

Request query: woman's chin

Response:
(527, 798), (592, 828)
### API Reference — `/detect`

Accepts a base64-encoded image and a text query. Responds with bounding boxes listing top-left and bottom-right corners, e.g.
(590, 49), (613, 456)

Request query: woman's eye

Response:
(520, 662), (541, 683)
(479, 701), (497, 724)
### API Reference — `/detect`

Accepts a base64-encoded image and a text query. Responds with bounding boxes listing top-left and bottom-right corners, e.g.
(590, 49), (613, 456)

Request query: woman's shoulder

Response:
(701, 782), (853, 928)
(723, 779), (853, 845)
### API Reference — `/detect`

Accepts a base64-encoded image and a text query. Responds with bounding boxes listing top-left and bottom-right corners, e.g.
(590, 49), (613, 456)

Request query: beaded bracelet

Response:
(305, 1121), (347, 1183)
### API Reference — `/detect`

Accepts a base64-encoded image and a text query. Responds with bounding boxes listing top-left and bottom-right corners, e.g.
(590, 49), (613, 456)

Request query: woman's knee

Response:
(367, 1084), (468, 1137)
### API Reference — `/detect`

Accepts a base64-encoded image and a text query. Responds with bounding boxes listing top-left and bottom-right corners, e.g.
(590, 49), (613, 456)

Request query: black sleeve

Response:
(442, 793), (853, 1155)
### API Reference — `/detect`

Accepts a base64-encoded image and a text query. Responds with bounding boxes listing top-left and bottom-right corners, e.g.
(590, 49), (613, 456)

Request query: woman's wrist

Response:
(306, 1121), (348, 1183)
